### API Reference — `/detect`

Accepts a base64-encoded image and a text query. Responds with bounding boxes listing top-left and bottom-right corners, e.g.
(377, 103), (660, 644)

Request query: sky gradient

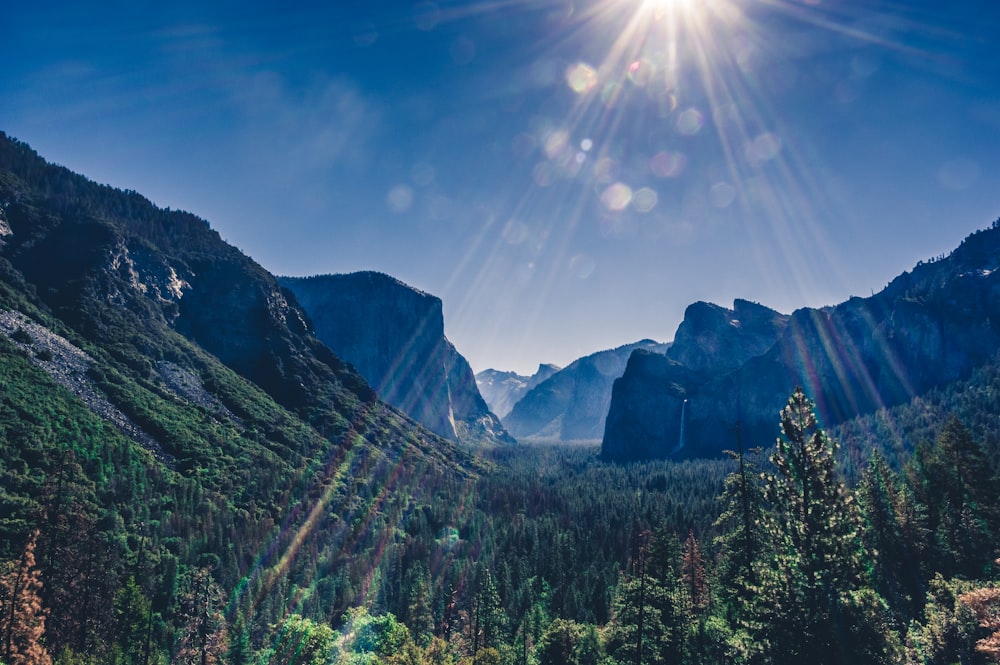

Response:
(3, 0), (999, 374)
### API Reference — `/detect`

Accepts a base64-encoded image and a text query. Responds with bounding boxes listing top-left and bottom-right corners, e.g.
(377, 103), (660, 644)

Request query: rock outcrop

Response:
(667, 299), (789, 374)
(602, 223), (1000, 461)
(504, 340), (670, 441)
(281, 272), (513, 445)
(476, 364), (560, 418)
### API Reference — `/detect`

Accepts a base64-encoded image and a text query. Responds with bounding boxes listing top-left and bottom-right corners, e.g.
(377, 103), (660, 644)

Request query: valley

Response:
(0, 131), (999, 664)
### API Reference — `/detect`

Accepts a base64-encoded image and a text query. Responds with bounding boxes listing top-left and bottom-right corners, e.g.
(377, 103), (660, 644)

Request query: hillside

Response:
(0, 132), (473, 658)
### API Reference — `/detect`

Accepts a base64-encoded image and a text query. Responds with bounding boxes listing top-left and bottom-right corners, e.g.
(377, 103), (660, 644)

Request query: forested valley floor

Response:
(4, 377), (1000, 665)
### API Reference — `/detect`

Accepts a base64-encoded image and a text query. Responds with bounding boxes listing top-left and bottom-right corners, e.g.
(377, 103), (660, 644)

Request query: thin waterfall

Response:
(673, 399), (688, 455)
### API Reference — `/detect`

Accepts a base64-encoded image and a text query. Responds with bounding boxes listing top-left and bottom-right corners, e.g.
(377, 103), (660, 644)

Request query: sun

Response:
(639, 0), (702, 15)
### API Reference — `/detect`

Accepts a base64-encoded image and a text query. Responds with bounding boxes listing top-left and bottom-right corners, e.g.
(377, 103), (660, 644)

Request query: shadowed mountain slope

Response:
(476, 363), (560, 419)
(504, 340), (670, 441)
(603, 223), (1000, 461)
(0, 131), (473, 655)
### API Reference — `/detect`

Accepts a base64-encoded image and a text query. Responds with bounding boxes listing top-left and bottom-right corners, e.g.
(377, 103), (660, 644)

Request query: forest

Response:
(2, 378), (1000, 665)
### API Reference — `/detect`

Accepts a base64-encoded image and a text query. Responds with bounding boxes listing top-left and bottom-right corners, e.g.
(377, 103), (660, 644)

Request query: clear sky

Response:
(2, 0), (999, 374)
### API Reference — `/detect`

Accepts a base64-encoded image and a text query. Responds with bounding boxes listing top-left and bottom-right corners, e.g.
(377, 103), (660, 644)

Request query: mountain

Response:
(475, 363), (560, 418)
(279, 272), (513, 445)
(503, 340), (670, 441)
(666, 299), (790, 374)
(0, 132), (471, 655)
(602, 222), (1000, 461)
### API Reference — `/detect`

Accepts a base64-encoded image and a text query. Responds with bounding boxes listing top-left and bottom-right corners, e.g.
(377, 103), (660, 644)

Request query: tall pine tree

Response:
(756, 388), (885, 664)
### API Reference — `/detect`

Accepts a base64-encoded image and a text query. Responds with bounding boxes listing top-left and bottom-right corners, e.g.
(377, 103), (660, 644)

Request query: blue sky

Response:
(3, 0), (999, 374)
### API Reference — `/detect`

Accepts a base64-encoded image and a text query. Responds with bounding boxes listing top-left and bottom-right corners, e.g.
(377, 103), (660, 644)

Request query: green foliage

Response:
(905, 576), (979, 665)
(264, 615), (334, 665)
(754, 389), (892, 664)
(335, 609), (413, 665)
(908, 417), (1000, 579)
(857, 451), (927, 617)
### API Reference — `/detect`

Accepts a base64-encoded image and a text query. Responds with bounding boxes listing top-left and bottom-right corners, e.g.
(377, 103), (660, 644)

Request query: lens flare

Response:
(566, 62), (599, 94)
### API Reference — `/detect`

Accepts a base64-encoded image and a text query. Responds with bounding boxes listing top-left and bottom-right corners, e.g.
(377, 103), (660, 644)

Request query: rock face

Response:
(504, 340), (670, 441)
(602, 223), (1000, 461)
(667, 299), (790, 374)
(476, 364), (560, 418)
(0, 129), (461, 474)
(280, 273), (513, 445)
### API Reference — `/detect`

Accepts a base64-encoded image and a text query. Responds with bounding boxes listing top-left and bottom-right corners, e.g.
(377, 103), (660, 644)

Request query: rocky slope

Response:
(475, 364), (560, 418)
(602, 223), (1000, 461)
(504, 340), (670, 441)
(0, 131), (472, 650)
(280, 272), (513, 445)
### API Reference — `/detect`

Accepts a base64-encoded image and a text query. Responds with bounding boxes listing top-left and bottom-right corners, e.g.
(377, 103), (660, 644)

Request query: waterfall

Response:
(679, 399), (687, 450)
(673, 399), (688, 455)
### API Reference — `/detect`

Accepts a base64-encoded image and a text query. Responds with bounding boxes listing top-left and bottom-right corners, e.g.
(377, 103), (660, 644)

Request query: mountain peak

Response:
(603, 220), (1000, 462)
(281, 273), (512, 445)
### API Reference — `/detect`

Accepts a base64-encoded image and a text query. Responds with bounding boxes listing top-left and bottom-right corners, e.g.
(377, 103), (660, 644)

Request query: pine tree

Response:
(679, 530), (707, 616)
(174, 567), (227, 665)
(757, 388), (867, 664)
(713, 441), (767, 661)
(0, 531), (52, 665)
(857, 451), (926, 618)
(910, 417), (1000, 578)
(605, 530), (679, 665)
(112, 577), (152, 665)
(469, 567), (506, 657)
(713, 440), (765, 602)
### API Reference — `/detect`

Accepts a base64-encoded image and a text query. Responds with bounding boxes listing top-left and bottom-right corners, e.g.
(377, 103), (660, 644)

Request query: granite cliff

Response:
(504, 340), (670, 441)
(602, 223), (1000, 461)
(280, 272), (513, 445)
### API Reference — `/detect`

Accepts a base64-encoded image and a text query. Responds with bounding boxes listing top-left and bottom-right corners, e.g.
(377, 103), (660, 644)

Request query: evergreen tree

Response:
(756, 388), (870, 664)
(714, 441), (765, 602)
(112, 577), (152, 665)
(679, 530), (707, 616)
(469, 568), (506, 657)
(605, 531), (679, 665)
(713, 442), (767, 662)
(174, 567), (227, 665)
(0, 531), (51, 665)
(857, 451), (926, 618)
(905, 575), (978, 665)
(401, 563), (434, 648)
(909, 417), (1000, 579)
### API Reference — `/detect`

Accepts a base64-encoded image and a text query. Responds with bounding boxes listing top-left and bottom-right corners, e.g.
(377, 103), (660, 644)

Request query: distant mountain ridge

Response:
(602, 221), (1000, 461)
(280, 272), (513, 445)
(476, 364), (560, 419)
(504, 339), (670, 441)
